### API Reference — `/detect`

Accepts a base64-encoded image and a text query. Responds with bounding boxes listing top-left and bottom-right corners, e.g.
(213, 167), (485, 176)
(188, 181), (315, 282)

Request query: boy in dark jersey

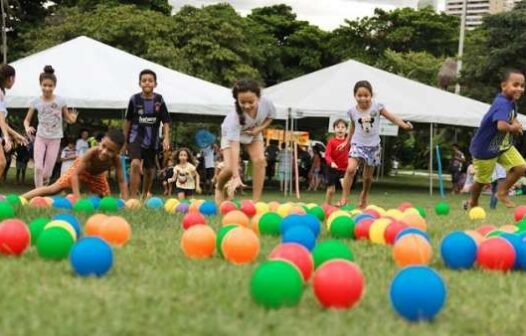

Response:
(22, 129), (128, 200)
(123, 69), (171, 199)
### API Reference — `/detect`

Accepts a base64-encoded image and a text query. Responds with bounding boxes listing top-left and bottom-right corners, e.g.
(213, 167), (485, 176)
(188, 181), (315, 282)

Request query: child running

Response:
(168, 148), (201, 200)
(325, 119), (350, 205)
(466, 69), (526, 209)
(22, 130), (128, 200)
(160, 158), (175, 196)
(337, 80), (413, 208)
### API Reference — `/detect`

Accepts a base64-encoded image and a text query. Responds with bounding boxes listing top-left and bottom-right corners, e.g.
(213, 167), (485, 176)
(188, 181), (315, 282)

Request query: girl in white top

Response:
(168, 148), (201, 200)
(337, 80), (413, 208)
(0, 64), (27, 180)
(24, 66), (77, 187)
(216, 79), (276, 204)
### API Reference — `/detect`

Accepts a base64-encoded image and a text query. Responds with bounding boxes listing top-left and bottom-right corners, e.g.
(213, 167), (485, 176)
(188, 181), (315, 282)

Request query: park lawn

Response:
(0, 185), (525, 336)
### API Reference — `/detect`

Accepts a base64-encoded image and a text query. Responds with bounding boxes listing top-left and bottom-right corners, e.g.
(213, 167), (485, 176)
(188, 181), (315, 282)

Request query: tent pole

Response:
(290, 116), (294, 196)
(429, 123), (434, 195)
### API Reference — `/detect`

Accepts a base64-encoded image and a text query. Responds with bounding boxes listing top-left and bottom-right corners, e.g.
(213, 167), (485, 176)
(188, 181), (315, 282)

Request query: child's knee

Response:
(130, 159), (141, 171)
(253, 157), (266, 168)
(346, 166), (357, 176)
(516, 165), (526, 175)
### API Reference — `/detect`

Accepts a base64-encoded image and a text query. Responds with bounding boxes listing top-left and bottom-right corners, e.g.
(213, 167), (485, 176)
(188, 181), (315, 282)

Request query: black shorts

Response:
(327, 168), (345, 188)
(205, 167), (215, 180)
(128, 142), (156, 169)
(175, 188), (194, 197)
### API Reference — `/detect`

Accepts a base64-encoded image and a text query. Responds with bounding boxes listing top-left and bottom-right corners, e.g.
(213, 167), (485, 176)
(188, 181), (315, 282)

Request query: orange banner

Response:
(263, 129), (310, 146)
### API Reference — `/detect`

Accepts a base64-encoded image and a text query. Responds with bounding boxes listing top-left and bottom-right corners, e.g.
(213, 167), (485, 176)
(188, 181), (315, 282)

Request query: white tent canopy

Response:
(7, 36), (234, 115)
(265, 59), (525, 126)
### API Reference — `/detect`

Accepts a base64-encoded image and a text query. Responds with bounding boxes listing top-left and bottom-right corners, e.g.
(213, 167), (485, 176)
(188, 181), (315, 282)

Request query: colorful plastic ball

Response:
(52, 213), (81, 239)
(465, 230), (485, 246)
(181, 212), (206, 230)
(307, 205), (325, 222)
(28, 217), (50, 246)
(199, 201), (217, 216)
(469, 206), (486, 220)
(401, 213), (427, 231)
(45, 220), (77, 241)
(329, 216), (355, 239)
(221, 227), (260, 264)
(353, 213), (374, 224)
(250, 214), (261, 235)
(341, 204), (356, 211)
(277, 203), (293, 218)
(312, 240), (354, 269)
(476, 225), (497, 237)
(5, 194), (21, 208)
(65, 194), (77, 205)
(73, 198), (95, 214)
(125, 198), (142, 210)
(180, 225), (216, 259)
(500, 225), (518, 233)
(477, 237), (516, 272)
(369, 218), (392, 245)
(254, 202), (269, 215)
(144, 197), (162, 209)
(384, 221), (409, 245)
(258, 212), (282, 236)
(363, 209), (381, 219)
(280, 214), (305, 235)
(393, 234), (432, 267)
(403, 208), (421, 217)
(222, 210), (249, 227)
(269, 243), (314, 281)
(515, 205), (526, 222)
(0, 219), (30, 256)
(250, 260), (303, 309)
(354, 218), (374, 240)
(85, 214), (108, 236)
(327, 211), (352, 229)
(303, 214), (321, 238)
(415, 206), (427, 218)
(435, 202), (450, 216)
(88, 196), (101, 209)
(240, 200), (257, 217)
(176, 202), (189, 214)
(220, 201), (237, 215)
(37, 227), (75, 260)
(440, 231), (477, 269)
(385, 209), (404, 220)
(313, 260), (364, 309)
(500, 233), (526, 270)
(164, 198), (179, 214)
(396, 227), (430, 242)
(267, 201), (281, 212)
(282, 225), (316, 251)
(398, 202), (414, 212)
(0, 202), (15, 221)
(486, 230), (503, 238)
(52, 197), (72, 210)
(70, 237), (113, 277)
(116, 199), (125, 209)
(99, 216), (131, 246)
(216, 225), (237, 258)
(19, 197), (28, 206)
(99, 196), (118, 213)
(188, 200), (204, 213)
(390, 266), (446, 322)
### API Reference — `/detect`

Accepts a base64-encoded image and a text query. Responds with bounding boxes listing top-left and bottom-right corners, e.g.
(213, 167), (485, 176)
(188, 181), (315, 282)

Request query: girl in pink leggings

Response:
(24, 65), (77, 187)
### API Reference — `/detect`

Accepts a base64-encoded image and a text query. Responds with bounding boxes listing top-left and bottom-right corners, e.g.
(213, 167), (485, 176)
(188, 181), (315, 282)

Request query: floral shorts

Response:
(349, 144), (381, 167)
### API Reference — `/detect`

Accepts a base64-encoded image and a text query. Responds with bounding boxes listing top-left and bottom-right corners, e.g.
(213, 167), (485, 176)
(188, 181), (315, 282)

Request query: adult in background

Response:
(76, 128), (89, 156)
(215, 79), (276, 204)
(450, 143), (466, 194)
(201, 143), (217, 194)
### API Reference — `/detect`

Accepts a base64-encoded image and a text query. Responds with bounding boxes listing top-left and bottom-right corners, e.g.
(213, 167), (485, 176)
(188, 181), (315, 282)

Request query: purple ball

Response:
(176, 203), (189, 214)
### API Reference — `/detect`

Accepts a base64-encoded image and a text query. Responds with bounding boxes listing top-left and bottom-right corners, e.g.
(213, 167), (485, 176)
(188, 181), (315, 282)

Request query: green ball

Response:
(36, 227), (74, 260)
(99, 196), (118, 213)
(0, 201), (15, 221)
(217, 225), (237, 258)
(517, 219), (526, 232)
(29, 217), (51, 246)
(73, 198), (95, 214)
(308, 206), (325, 222)
(232, 199), (241, 208)
(181, 199), (191, 204)
(258, 212), (282, 236)
(434, 202), (449, 216)
(341, 204), (356, 211)
(415, 206), (427, 218)
(312, 240), (354, 269)
(5, 194), (21, 207)
(329, 216), (355, 239)
(486, 230), (503, 238)
(250, 260), (303, 309)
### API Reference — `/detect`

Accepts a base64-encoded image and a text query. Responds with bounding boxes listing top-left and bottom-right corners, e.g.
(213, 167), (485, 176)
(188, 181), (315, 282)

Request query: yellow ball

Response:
(255, 202), (270, 215)
(164, 198), (179, 214)
(45, 220), (77, 241)
(500, 224), (518, 233)
(385, 208), (404, 220)
(307, 203), (318, 208)
(469, 206), (486, 220)
(366, 205), (386, 216)
(349, 209), (362, 216)
(277, 203), (293, 218)
(369, 218), (391, 244)
(327, 211), (352, 229)
(125, 198), (142, 210)
(19, 196), (28, 206)
(403, 208), (420, 216)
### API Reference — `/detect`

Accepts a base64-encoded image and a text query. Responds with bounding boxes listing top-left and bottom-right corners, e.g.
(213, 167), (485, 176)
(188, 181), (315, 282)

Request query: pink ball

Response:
(220, 201), (237, 215)
(312, 260), (365, 309)
(515, 205), (526, 222)
(269, 243), (314, 281)
(354, 218), (374, 240)
(384, 220), (409, 245)
(182, 212), (207, 230)
(398, 202), (413, 211)
(240, 200), (257, 218)
(477, 237), (516, 272)
(476, 224), (497, 237)
(0, 219), (30, 256)
(363, 209), (380, 219)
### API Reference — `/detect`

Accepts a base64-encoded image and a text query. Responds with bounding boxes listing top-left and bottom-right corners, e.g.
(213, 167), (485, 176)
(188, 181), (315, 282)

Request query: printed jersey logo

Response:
(138, 116), (157, 125)
(358, 115), (375, 133)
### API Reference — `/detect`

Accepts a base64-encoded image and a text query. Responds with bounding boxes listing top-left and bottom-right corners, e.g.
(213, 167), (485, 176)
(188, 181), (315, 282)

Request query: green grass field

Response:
(1, 177), (526, 336)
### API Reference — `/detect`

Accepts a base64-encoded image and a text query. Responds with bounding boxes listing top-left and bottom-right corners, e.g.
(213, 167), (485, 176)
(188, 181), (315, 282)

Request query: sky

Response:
(169, 0), (446, 31)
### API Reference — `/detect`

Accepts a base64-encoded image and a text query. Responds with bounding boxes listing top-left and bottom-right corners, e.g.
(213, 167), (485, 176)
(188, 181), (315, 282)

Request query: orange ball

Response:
(180, 225), (216, 259)
(189, 200), (204, 213)
(400, 213), (427, 231)
(392, 233), (432, 267)
(99, 216), (131, 246)
(250, 214), (261, 235)
(500, 224), (518, 233)
(222, 210), (250, 227)
(85, 214), (108, 236)
(221, 227), (260, 264)
(290, 206), (306, 215)
(268, 201), (281, 212)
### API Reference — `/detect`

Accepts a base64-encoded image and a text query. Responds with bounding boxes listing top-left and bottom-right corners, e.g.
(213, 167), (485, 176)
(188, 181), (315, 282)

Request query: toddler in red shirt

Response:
(325, 119), (350, 205)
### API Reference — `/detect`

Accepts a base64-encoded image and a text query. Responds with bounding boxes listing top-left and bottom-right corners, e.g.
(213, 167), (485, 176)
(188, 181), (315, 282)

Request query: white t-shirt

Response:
(60, 146), (77, 175)
(76, 138), (89, 156)
(347, 101), (384, 147)
(491, 163), (506, 182)
(30, 96), (67, 139)
(202, 146), (215, 169)
(221, 96), (276, 144)
(0, 90), (6, 139)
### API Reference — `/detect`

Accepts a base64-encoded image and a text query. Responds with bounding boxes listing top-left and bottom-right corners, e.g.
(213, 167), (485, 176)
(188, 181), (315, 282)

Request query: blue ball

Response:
(303, 214), (321, 238)
(199, 201), (217, 216)
(146, 197), (163, 209)
(500, 233), (526, 270)
(117, 198), (125, 209)
(52, 197), (72, 210)
(396, 228), (430, 242)
(52, 213), (81, 238)
(89, 196), (101, 209)
(280, 214), (305, 235)
(282, 225), (316, 251)
(440, 231), (477, 269)
(390, 266), (447, 322)
(70, 237), (113, 277)
(353, 213), (374, 224)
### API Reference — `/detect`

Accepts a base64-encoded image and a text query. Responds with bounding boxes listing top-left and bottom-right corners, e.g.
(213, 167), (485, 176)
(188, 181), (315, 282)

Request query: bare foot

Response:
(358, 192), (368, 209)
(214, 188), (225, 206)
(497, 192), (516, 208)
(335, 198), (348, 207)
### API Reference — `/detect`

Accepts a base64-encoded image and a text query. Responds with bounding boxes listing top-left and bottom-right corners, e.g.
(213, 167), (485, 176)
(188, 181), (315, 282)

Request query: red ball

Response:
(269, 243), (314, 282)
(182, 212), (207, 230)
(477, 237), (516, 272)
(312, 260), (364, 309)
(354, 218), (374, 240)
(476, 224), (497, 237)
(0, 219), (30, 256)
(515, 206), (526, 222)
(220, 201), (237, 215)
(66, 194), (77, 206)
(363, 209), (380, 219)
(240, 200), (257, 218)
(323, 204), (338, 218)
(398, 202), (413, 211)
(384, 220), (409, 245)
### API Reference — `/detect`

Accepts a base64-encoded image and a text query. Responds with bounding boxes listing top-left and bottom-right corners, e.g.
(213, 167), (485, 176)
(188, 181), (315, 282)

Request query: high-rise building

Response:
(418, 0), (439, 9)
(445, 0), (520, 28)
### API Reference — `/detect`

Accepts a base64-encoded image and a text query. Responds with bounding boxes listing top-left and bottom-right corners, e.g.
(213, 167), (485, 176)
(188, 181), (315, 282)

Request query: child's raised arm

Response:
(380, 108), (413, 130)
(114, 155), (129, 200)
(63, 106), (78, 124)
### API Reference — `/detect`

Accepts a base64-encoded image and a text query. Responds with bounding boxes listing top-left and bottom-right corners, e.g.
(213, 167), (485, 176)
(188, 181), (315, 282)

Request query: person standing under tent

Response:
(76, 129), (90, 156)
(450, 143), (466, 194)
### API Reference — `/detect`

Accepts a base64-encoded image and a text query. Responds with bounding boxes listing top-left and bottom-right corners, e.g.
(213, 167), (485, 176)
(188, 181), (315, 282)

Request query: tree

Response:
(376, 49), (444, 86)
(53, 0), (172, 15)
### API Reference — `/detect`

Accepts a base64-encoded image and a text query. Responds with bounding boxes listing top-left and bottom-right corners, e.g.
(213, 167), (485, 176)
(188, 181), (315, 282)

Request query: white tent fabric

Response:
(265, 59), (526, 126)
(7, 36), (234, 115)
